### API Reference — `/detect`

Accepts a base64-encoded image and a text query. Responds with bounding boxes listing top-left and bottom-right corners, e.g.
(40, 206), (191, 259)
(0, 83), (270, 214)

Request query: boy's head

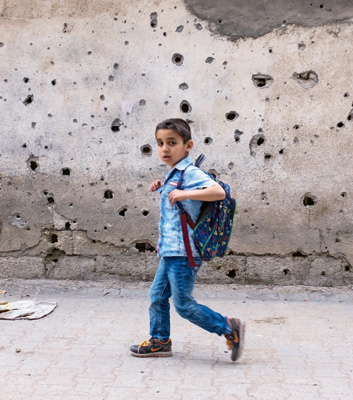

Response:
(155, 118), (192, 143)
(155, 118), (193, 168)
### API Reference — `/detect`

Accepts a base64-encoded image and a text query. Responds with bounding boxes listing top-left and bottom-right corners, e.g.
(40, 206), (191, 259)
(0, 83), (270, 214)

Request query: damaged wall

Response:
(0, 0), (353, 285)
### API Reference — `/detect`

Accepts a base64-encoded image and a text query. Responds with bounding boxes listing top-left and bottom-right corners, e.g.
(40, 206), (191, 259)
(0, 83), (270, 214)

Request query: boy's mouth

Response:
(163, 156), (171, 160)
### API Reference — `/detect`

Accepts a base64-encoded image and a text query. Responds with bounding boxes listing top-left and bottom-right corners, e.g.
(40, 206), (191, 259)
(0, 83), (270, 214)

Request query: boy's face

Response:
(156, 129), (193, 168)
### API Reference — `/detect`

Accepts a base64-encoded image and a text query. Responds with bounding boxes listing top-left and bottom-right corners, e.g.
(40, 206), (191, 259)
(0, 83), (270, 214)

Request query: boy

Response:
(130, 118), (245, 362)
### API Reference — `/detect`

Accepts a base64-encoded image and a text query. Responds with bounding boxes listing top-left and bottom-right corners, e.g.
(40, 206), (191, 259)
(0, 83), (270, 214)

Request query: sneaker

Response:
(225, 318), (245, 362)
(130, 337), (173, 358)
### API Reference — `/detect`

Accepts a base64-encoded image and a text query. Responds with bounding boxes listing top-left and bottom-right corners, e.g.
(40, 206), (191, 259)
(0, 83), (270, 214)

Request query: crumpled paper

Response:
(0, 300), (57, 320)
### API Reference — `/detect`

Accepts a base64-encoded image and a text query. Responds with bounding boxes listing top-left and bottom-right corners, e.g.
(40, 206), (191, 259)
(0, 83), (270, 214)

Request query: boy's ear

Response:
(186, 139), (194, 151)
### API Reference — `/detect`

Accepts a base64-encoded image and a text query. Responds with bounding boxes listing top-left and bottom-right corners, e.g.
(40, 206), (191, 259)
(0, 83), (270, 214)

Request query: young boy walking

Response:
(130, 118), (245, 362)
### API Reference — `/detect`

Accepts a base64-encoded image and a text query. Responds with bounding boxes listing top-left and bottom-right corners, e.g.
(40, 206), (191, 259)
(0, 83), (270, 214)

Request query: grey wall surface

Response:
(0, 0), (352, 285)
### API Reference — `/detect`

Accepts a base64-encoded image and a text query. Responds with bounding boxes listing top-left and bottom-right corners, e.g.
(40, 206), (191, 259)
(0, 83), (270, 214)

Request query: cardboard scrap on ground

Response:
(0, 300), (57, 320)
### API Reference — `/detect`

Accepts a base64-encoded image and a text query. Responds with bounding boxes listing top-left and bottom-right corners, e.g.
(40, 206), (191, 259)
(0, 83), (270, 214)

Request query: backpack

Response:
(175, 154), (236, 267)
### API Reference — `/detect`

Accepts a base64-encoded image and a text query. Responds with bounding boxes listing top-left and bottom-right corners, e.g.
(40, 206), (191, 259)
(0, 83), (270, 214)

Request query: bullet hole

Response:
(195, 23), (203, 30)
(63, 23), (74, 33)
(150, 12), (158, 28)
(172, 53), (184, 66)
(23, 94), (34, 106)
(48, 114), (53, 118)
(51, 79), (56, 86)
(111, 118), (123, 132)
(23, 77), (29, 83)
(139, 99), (146, 106)
(320, 4), (324, 8)
(50, 234), (58, 243)
(135, 241), (155, 252)
(204, 137), (213, 145)
(22, 143), (27, 148)
(249, 134), (265, 156)
(65, 222), (71, 229)
(344, 92), (349, 98)
(292, 250), (306, 257)
(252, 74), (274, 89)
(298, 42), (306, 52)
(100, 95), (105, 101)
(119, 207), (127, 217)
(142, 210), (149, 216)
(176, 25), (184, 32)
(113, 63), (119, 70)
(163, 32), (167, 37)
(140, 144), (152, 157)
(341, 192), (347, 198)
(179, 82), (189, 90)
(321, 271), (326, 276)
(293, 124), (300, 129)
(47, 197), (55, 204)
(226, 269), (236, 278)
(228, 162), (234, 170)
(347, 109), (353, 121)
(344, 265), (351, 272)
(234, 129), (244, 143)
(109, 75), (114, 81)
(45, 248), (65, 263)
(302, 192), (318, 207)
(104, 190), (114, 199)
(264, 154), (272, 161)
(292, 70), (318, 89)
(337, 121), (344, 128)
(226, 111), (239, 121)
(0, 42), (4, 47)
(279, 149), (284, 154)
(268, 48), (273, 53)
(87, 51), (92, 55)
(205, 57), (214, 64)
(283, 269), (290, 275)
(180, 100), (191, 113)
(62, 168), (71, 176)
(28, 159), (38, 171)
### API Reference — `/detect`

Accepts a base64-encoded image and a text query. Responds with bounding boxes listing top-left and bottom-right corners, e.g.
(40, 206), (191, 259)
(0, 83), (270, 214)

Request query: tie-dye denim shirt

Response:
(156, 156), (216, 258)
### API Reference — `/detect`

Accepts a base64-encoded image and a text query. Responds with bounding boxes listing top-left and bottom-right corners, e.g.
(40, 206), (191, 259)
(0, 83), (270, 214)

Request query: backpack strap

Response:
(176, 167), (197, 268)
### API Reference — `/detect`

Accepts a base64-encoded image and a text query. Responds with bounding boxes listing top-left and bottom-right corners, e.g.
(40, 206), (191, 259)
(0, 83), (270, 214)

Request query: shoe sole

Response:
(131, 351), (173, 358)
(231, 319), (246, 362)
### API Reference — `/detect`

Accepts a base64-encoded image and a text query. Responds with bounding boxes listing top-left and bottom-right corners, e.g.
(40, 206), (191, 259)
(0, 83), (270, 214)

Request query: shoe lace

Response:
(140, 339), (152, 347)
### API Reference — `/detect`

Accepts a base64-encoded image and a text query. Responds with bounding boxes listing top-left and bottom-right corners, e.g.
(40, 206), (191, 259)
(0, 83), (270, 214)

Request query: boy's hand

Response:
(168, 189), (187, 207)
(149, 180), (163, 192)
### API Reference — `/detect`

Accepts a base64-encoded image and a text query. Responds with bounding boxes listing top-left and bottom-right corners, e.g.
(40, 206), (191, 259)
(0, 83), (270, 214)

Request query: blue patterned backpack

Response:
(176, 154), (236, 267)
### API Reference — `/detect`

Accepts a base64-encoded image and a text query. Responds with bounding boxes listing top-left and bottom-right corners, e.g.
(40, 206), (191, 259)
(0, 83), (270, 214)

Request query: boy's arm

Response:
(168, 184), (225, 207)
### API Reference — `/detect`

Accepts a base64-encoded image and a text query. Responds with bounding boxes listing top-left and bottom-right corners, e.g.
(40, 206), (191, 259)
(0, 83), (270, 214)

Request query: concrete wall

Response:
(1, 0), (353, 285)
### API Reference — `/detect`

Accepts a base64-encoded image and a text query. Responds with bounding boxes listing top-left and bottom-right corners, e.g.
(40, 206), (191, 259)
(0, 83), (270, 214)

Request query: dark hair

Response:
(155, 118), (192, 143)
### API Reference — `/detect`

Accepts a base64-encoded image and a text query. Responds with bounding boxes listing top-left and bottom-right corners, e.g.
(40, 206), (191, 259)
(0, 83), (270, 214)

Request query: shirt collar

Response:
(165, 156), (193, 180)
(165, 156), (192, 185)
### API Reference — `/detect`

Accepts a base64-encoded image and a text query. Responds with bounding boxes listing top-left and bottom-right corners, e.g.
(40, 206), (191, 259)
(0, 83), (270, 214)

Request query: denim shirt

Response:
(157, 156), (216, 257)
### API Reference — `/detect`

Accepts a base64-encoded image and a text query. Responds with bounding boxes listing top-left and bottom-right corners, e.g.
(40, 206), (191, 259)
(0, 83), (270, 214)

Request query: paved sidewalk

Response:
(1, 278), (353, 400)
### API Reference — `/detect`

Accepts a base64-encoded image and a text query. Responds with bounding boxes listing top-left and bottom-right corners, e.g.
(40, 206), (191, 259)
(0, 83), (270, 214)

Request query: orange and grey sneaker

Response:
(225, 318), (245, 362)
(130, 337), (173, 358)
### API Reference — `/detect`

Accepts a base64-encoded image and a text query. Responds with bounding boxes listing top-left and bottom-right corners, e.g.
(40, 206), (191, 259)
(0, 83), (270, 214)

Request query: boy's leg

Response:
(166, 256), (229, 336)
(148, 257), (172, 341)
(167, 256), (245, 361)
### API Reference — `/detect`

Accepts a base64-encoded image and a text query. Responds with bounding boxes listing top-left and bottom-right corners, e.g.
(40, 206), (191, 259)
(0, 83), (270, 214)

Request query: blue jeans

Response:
(149, 256), (231, 341)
